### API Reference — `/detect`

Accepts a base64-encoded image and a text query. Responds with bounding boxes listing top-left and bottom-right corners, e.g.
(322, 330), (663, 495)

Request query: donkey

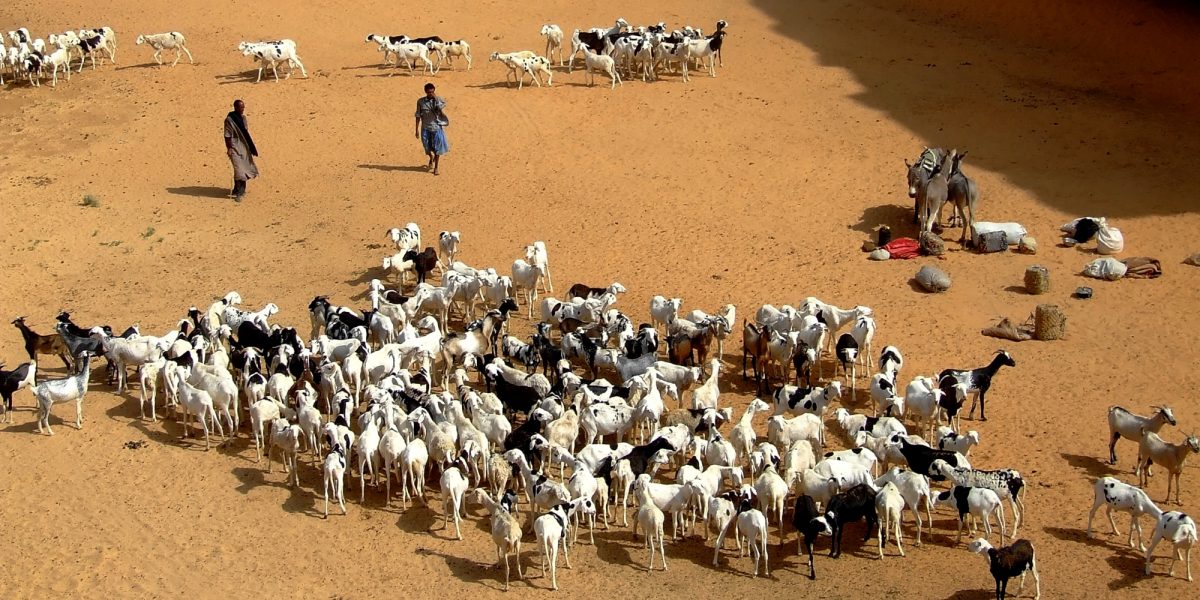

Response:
(905, 147), (946, 223)
(916, 150), (956, 235)
(947, 151), (980, 244)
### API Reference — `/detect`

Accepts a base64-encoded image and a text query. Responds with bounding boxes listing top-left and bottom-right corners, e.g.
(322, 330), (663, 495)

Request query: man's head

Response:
(424, 83), (435, 96)
(233, 99), (245, 114)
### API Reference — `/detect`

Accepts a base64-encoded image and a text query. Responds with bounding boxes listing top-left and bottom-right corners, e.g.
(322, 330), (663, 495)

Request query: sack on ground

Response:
(976, 231), (1008, 253)
(972, 222), (1026, 246)
(1096, 224), (1124, 255)
(882, 238), (921, 260)
(915, 265), (951, 292)
(1083, 257), (1127, 280)
(919, 231), (946, 256)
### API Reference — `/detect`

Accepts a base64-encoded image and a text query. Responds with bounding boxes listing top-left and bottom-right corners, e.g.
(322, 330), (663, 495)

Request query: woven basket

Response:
(1024, 265), (1050, 295)
(1034, 304), (1066, 340)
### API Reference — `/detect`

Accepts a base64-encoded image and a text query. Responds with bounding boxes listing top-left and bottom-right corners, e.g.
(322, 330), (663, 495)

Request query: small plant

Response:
(80, 194), (100, 208)
(142, 227), (156, 239)
(100, 240), (122, 247)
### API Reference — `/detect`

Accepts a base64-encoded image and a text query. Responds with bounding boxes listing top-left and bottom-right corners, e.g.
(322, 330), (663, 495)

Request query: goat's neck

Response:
(982, 355), (1009, 377)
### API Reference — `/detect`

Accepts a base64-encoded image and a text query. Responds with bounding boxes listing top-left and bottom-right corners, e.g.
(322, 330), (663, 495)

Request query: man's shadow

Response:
(357, 164), (432, 173)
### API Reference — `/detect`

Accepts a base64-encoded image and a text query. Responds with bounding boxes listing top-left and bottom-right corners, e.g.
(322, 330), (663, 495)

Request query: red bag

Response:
(882, 237), (921, 260)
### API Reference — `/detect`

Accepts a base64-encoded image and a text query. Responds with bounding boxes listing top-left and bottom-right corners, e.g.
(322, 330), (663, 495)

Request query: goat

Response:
(11, 316), (71, 368)
(824, 484), (878, 558)
(540, 24), (565, 66)
(874, 467), (934, 546)
(426, 39), (471, 72)
(1108, 405), (1176, 465)
(34, 352), (93, 435)
(1144, 511), (1197, 580)
(0, 360), (36, 423)
(1136, 430), (1200, 504)
(472, 489), (524, 590)
(323, 444), (348, 517)
(239, 39), (307, 82)
(934, 486), (1006, 545)
(1087, 476), (1162, 551)
(534, 498), (595, 589)
(136, 32), (193, 66)
(967, 538), (1041, 600)
(938, 350), (1016, 421)
(876, 482), (906, 558)
(581, 45), (621, 89)
(634, 476), (669, 571)
(793, 494), (832, 578)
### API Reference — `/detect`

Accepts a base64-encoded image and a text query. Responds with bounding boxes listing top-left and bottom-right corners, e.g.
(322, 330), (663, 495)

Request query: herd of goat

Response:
(2, 222), (1197, 597)
(1, 18), (727, 88)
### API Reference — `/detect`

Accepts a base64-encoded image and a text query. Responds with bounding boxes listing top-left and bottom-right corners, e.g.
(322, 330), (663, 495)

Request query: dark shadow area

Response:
(1059, 452), (1120, 477)
(166, 186), (231, 199)
(117, 62), (176, 71)
(1106, 552), (1150, 590)
(752, 0), (1200, 218)
(466, 82), (528, 91)
(935, 590), (994, 600)
(853, 203), (915, 237)
(1043, 525), (1114, 548)
(357, 164), (430, 173)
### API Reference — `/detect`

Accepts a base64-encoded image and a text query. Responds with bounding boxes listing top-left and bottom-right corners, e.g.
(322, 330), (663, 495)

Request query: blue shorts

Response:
(421, 128), (449, 155)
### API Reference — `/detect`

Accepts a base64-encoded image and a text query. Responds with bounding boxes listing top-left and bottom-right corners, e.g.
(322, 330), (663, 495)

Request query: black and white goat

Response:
(793, 493), (832, 578)
(967, 538), (1041, 600)
(939, 350), (1016, 421)
(0, 360), (36, 423)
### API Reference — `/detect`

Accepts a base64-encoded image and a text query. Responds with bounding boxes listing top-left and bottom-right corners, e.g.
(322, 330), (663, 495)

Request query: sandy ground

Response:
(2, 0), (1199, 597)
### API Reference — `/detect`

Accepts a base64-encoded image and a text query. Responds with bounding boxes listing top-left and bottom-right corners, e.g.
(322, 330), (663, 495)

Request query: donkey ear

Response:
(904, 159), (912, 168)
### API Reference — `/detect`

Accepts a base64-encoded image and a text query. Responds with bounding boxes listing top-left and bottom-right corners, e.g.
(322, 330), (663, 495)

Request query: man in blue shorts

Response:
(414, 82), (449, 175)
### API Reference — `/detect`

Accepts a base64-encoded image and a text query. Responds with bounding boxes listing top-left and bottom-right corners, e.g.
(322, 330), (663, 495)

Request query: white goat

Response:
(34, 353), (93, 435)
(323, 444), (348, 517)
(136, 32), (193, 66)
(426, 39), (471, 72)
(876, 482), (907, 557)
(1144, 511), (1197, 580)
(581, 45), (621, 89)
(1087, 476), (1163, 551)
(540, 24), (564, 66)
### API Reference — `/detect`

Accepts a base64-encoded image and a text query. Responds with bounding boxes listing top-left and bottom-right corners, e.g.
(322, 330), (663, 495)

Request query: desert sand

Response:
(2, 0), (1199, 598)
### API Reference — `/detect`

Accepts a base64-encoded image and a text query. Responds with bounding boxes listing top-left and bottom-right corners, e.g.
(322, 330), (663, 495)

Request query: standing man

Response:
(414, 83), (449, 175)
(223, 99), (258, 201)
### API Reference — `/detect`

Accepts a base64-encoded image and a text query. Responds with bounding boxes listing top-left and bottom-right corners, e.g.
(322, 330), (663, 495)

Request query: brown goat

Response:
(668, 321), (716, 373)
(741, 321), (769, 389)
(11, 316), (72, 369)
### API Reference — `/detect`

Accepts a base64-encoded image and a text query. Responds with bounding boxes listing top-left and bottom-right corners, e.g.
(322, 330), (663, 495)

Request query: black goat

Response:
(54, 322), (107, 370)
(792, 494), (832, 578)
(487, 370), (543, 418)
(503, 409), (549, 452)
(623, 437), (676, 478)
(893, 437), (969, 480)
(824, 483), (877, 558)
(402, 247), (438, 285)
(939, 350), (1016, 421)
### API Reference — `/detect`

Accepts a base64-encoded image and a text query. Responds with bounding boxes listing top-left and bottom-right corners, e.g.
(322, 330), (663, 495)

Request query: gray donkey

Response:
(947, 151), (980, 244)
(915, 150), (955, 236)
(905, 147), (945, 222)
